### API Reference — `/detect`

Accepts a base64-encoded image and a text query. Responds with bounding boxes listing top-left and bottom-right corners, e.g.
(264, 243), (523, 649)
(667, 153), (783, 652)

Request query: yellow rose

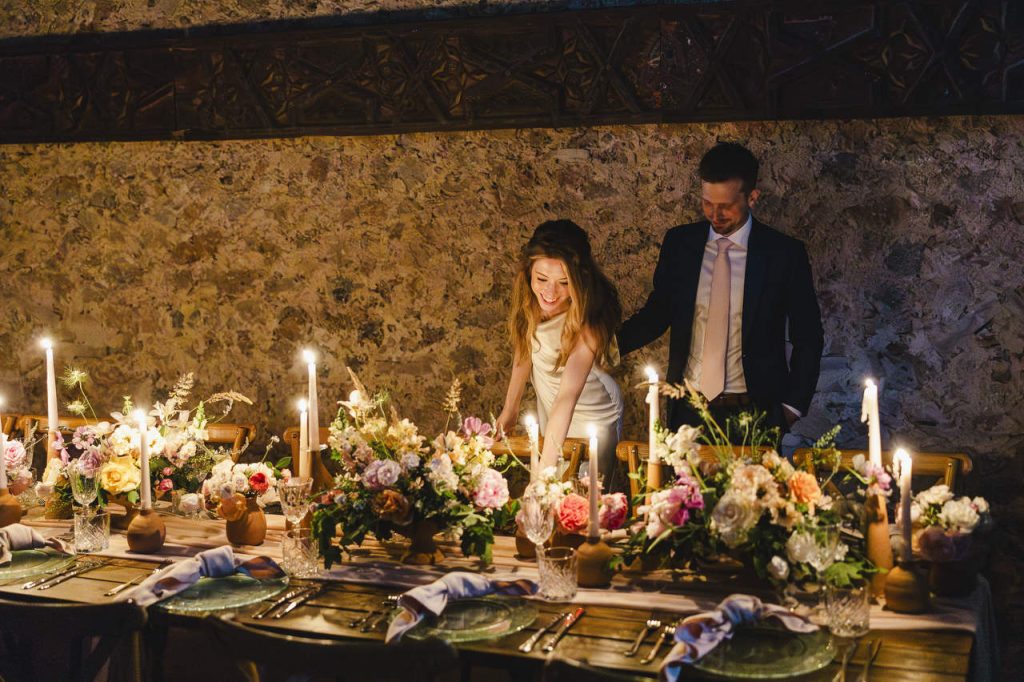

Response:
(98, 456), (141, 495)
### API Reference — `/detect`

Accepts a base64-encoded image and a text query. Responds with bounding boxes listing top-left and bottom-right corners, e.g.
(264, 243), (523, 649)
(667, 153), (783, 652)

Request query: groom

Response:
(618, 142), (823, 435)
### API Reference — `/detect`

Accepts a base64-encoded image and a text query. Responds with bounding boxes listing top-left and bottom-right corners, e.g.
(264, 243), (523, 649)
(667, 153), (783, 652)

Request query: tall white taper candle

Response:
(0, 395), (8, 490)
(298, 399), (309, 478)
(41, 338), (59, 460)
(645, 367), (661, 492)
(525, 414), (539, 481)
(135, 409), (152, 510)
(894, 448), (913, 563)
(588, 425), (599, 539)
(302, 349), (319, 481)
(862, 379), (882, 467)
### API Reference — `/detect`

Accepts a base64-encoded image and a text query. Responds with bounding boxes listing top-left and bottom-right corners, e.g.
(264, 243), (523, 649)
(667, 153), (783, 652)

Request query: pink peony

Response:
(3, 439), (28, 471)
(473, 468), (509, 509)
(557, 493), (590, 534)
(248, 472), (270, 494)
(599, 493), (628, 530)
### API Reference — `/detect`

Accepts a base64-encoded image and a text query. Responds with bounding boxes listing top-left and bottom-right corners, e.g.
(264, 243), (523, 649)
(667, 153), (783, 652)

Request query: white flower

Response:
(972, 496), (990, 514)
(768, 556), (790, 581)
(710, 490), (759, 548)
(786, 530), (816, 564)
(400, 452), (421, 470)
(662, 425), (701, 472)
(915, 484), (954, 507)
(939, 498), (980, 532)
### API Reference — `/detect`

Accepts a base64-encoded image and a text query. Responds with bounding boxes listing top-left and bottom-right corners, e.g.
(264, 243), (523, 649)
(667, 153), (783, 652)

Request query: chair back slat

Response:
(793, 448), (972, 494)
(282, 426), (334, 491)
(494, 435), (587, 483)
(1, 414), (17, 437)
(203, 423), (256, 462)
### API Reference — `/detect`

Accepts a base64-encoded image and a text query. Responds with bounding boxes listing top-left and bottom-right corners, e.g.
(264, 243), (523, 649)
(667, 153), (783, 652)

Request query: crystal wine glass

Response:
(68, 459), (98, 508)
(520, 492), (555, 553)
(278, 477), (314, 526)
(809, 523), (840, 623)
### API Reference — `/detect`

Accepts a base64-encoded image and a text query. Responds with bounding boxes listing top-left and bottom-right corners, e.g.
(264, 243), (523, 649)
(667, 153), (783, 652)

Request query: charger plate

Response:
(0, 549), (74, 581)
(690, 623), (835, 679)
(403, 596), (538, 643)
(158, 574), (289, 613)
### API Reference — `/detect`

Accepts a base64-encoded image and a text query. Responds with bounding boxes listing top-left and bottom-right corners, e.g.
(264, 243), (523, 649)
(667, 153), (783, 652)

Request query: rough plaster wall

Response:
(2, 0), (1024, 673)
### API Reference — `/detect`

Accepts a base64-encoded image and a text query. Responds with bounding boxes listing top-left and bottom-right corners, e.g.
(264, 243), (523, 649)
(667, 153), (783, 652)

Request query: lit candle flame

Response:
(645, 366), (658, 383)
(302, 349), (316, 364)
(348, 390), (362, 405)
(297, 398), (308, 412)
(893, 447), (912, 483)
(39, 337), (53, 350)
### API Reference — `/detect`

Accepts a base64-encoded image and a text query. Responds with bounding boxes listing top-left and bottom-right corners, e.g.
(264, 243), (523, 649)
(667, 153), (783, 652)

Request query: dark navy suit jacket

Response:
(617, 219), (824, 430)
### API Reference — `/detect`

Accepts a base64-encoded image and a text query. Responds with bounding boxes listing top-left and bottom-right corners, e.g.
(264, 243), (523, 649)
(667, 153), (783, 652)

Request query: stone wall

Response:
(2, 0), (1024, 675)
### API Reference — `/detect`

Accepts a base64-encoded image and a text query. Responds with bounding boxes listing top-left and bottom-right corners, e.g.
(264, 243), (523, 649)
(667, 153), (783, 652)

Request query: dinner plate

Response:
(157, 574), (289, 613)
(0, 549), (75, 581)
(402, 596), (539, 643)
(690, 623), (836, 679)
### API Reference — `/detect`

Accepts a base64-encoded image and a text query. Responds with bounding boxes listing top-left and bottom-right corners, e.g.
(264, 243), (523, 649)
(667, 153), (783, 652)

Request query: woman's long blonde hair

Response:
(509, 220), (622, 370)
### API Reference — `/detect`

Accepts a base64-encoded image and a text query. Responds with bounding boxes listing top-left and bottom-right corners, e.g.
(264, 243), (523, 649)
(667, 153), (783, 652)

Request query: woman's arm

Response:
(495, 357), (532, 437)
(540, 330), (598, 468)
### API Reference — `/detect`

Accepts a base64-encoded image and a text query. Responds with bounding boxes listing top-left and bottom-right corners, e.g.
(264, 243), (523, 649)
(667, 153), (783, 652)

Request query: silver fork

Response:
(622, 617), (661, 657)
(639, 624), (676, 665)
(104, 561), (171, 597)
(855, 639), (882, 682)
(831, 640), (859, 682)
(21, 559), (91, 590)
(349, 595), (399, 628)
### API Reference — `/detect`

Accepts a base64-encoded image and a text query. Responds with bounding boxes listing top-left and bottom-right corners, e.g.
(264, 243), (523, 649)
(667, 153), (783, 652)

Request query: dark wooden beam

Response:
(1, 1), (1021, 143)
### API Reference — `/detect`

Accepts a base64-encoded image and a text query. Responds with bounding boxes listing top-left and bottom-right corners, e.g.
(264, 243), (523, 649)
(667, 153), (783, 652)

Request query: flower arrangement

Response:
(202, 458), (282, 521)
(312, 374), (515, 566)
(618, 382), (874, 588)
(911, 485), (991, 563)
(50, 370), (251, 507)
(3, 436), (34, 495)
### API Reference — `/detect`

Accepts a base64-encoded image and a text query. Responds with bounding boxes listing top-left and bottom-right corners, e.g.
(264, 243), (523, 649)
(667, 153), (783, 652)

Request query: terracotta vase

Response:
(127, 508), (167, 553)
(226, 497), (267, 546)
(0, 489), (22, 527)
(550, 530), (585, 550)
(401, 519), (444, 565)
(108, 494), (139, 530)
(44, 494), (73, 520)
(885, 561), (931, 613)
(929, 559), (978, 598)
(577, 537), (614, 587)
(515, 527), (537, 559)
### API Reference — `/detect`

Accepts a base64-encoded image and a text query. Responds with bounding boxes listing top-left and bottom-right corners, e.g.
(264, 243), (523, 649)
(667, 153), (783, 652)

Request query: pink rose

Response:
(557, 493), (589, 534)
(248, 472), (269, 494)
(599, 493), (628, 530)
(473, 468), (509, 510)
(162, 467), (175, 477)
(157, 478), (174, 492)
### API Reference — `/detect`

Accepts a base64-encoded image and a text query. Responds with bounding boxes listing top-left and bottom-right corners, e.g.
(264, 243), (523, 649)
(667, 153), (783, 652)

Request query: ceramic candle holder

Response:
(576, 536), (614, 588)
(865, 494), (893, 597)
(884, 560), (930, 614)
(126, 508), (166, 553)
(0, 489), (22, 527)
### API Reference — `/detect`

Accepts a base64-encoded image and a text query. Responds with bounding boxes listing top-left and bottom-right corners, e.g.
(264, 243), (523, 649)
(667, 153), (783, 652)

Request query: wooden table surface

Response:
(0, 515), (974, 681)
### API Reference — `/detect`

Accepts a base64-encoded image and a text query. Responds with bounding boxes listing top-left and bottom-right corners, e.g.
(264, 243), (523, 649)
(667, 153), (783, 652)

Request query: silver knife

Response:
(37, 560), (108, 590)
(252, 585), (313, 620)
(272, 585), (323, 619)
(21, 559), (100, 590)
(542, 607), (585, 653)
(519, 611), (569, 653)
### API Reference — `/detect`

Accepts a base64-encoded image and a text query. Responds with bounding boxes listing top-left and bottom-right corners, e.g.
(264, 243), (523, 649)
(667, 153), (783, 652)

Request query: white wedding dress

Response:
(531, 311), (624, 491)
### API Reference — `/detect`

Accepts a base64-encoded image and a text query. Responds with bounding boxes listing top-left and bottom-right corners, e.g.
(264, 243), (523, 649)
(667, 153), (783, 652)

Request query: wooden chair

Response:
(0, 598), (146, 682)
(204, 422), (256, 462)
(282, 426), (335, 492)
(615, 441), (766, 500)
(1, 413), (16, 436)
(15, 414), (95, 437)
(793, 448), (973, 494)
(494, 434), (587, 483)
(204, 613), (459, 682)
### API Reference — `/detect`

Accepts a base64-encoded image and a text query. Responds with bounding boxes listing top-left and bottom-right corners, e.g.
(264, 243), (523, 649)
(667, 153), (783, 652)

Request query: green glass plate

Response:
(402, 596), (539, 643)
(690, 623), (836, 679)
(0, 549), (74, 581)
(158, 574), (289, 613)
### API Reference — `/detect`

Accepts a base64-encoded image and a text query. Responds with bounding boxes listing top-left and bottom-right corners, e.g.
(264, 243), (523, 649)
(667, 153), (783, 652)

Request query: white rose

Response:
(768, 556), (790, 581)
(710, 490), (759, 548)
(916, 484), (953, 507)
(940, 498), (979, 532)
(972, 497), (990, 514)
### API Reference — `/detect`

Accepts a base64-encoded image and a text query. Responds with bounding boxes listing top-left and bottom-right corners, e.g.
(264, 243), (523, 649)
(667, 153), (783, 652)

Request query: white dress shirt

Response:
(685, 215), (751, 394)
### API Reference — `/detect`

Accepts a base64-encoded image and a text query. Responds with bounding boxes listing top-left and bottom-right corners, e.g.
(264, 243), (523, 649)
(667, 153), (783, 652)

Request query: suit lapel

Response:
(679, 224), (708, 332)
(742, 220), (768, 350)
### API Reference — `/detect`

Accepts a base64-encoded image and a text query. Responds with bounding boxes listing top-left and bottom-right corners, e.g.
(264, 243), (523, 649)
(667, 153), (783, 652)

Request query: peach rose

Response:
(371, 489), (413, 525)
(557, 493), (589, 534)
(788, 471), (822, 505)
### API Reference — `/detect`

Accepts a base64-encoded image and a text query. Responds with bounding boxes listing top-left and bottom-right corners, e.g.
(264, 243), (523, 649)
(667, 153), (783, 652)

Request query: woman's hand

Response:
(494, 409), (518, 439)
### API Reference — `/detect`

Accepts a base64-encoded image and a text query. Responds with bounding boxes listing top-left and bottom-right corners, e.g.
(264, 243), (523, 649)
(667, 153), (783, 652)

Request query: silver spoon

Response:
(623, 617), (661, 657)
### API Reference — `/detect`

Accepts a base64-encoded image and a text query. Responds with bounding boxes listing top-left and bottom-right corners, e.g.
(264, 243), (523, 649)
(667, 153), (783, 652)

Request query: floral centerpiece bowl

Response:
(912, 485), (991, 597)
(312, 375), (514, 567)
(203, 460), (280, 546)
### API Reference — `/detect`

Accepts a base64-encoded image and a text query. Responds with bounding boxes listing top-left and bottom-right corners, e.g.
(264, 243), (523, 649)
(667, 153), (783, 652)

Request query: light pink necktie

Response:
(701, 238), (732, 401)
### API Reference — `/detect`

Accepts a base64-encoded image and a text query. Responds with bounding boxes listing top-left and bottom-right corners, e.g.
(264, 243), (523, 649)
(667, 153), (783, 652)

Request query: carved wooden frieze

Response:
(0, 1), (1021, 142)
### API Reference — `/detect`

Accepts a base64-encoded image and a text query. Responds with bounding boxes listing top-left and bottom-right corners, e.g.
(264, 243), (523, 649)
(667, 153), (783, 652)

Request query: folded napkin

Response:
(385, 571), (537, 643)
(660, 594), (818, 682)
(117, 545), (285, 607)
(0, 524), (67, 565)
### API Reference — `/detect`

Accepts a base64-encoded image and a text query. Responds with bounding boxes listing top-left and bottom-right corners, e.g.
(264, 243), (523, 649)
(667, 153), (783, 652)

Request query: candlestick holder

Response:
(865, 494), (893, 597)
(884, 559), (930, 614)
(576, 536), (614, 588)
(127, 508), (166, 553)
(0, 488), (22, 527)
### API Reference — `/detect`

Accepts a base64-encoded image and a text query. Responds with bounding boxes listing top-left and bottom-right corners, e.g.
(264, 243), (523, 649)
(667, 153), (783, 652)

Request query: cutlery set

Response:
(348, 595), (400, 632)
(104, 560), (173, 597)
(519, 608), (585, 654)
(251, 584), (323, 620)
(21, 558), (109, 590)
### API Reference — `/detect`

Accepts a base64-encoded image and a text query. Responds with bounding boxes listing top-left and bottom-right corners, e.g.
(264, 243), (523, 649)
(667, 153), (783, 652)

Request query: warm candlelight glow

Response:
(134, 408), (152, 509)
(525, 414), (540, 480)
(894, 448), (911, 484)
(348, 390), (362, 405)
(302, 348), (316, 364)
(297, 398), (308, 412)
(39, 337), (54, 350)
(894, 447), (913, 563)
(587, 424), (600, 538)
(645, 366), (658, 384)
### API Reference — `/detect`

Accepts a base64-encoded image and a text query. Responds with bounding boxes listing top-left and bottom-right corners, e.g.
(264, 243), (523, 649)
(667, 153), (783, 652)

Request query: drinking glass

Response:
(74, 508), (110, 553)
(520, 493), (555, 550)
(281, 528), (320, 578)
(809, 524), (840, 623)
(278, 478), (313, 526)
(826, 582), (870, 637)
(68, 460), (98, 508)
(15, 468), (38, 508)
(537, 546), (578, 601)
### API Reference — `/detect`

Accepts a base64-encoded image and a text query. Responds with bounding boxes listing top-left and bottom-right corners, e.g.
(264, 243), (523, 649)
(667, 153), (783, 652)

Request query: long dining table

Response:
(2, 507), (981, 681)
